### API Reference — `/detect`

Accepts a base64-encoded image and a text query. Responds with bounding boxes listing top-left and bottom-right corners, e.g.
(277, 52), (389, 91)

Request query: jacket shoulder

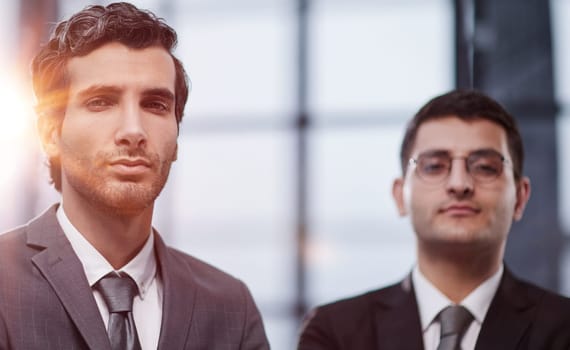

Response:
(0, 224), (33, 265)
(158, 244), (255, 309)
(298, 282), (405, 350)
(478, 269), (570, 350)
(504, 271), (570, 312)
(164, 246), (244, 288)
(313, 281), (404, 317)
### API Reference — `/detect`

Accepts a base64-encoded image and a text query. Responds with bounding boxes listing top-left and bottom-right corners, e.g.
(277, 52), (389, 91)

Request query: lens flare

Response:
(0, 70), (34, 141)
(0, 67), (36, 188)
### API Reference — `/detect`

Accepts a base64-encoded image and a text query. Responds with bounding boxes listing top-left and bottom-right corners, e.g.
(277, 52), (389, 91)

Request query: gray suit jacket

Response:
(0, 205), (270, 350)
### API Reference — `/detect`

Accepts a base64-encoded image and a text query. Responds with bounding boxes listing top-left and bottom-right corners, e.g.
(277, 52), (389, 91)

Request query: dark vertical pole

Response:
(454, 0), (474, 88)
(295, 0), (310, 320)
(473, 0), (560, 291)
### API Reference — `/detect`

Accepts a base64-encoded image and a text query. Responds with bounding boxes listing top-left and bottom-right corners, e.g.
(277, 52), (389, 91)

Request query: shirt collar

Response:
(461, 264), (503, 323)
(412, 264), (503, 330)
(56, 204), (157, 300)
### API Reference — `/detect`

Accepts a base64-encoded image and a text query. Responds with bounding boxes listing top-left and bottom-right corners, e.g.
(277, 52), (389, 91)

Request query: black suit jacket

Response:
(0, 205), (270, 349)
(297, 269), (570, 350)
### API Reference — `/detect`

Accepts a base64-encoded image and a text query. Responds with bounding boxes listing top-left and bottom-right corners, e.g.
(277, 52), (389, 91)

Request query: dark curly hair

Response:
(32, 2), (190, 191)
(400, 90), (524, 181)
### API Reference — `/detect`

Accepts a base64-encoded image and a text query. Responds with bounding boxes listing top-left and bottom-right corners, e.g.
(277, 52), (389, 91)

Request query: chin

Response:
(432, 232), (500, 253)
(93, 181), (164, 216)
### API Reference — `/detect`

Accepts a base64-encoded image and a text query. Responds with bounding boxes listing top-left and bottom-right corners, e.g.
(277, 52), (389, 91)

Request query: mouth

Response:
(109, 158), (152, 175)
(439, 204), (481, 216)
(110, 158), (151, 167)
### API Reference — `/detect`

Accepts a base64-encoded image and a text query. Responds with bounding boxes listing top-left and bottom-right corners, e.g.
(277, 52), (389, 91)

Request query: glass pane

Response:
(58, 0), (164, 19)
(552, 0), (570, 103)
(173, 0), (289, 9)
(0, 1), (17, 63)
(154, 129), (295, 305)
(173, 7), (294, 121)
(263, 317), (298, 350)
(307, 125), (416, 305)
(309, 0), (453, 116)
(552, 0), (570, 296)
(557, 114), (570, 235)
(552, 0), (570, 231)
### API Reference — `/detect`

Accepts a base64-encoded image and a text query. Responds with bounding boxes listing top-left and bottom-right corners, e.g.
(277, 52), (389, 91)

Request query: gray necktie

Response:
(95, 272), (142, 350)
(436, 305), (473, 350)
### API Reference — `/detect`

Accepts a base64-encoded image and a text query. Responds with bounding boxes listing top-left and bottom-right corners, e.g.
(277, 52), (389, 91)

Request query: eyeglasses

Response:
(408, 149), (510, 184)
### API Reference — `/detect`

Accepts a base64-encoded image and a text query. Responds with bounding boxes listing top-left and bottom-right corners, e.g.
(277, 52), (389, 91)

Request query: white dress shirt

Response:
(412, 264), (503, 350)
(56, 205), (163, 350)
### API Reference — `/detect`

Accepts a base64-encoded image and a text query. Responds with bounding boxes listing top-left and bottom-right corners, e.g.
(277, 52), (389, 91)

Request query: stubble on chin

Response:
(62, 148), (175, 216)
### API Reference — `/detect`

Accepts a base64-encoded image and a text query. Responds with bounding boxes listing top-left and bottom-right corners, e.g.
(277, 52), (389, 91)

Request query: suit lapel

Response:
(374, 276), (424, 350)
(155, 233), (196, 349)
(27, 205), (111, 350)
(475, 268), (536, 350)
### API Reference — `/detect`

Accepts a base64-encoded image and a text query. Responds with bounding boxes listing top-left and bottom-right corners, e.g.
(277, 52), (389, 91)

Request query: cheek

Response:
(154, 128), (178, 159)
(150, 118), (177, 139)
(406, 183), (440, 211)
(59, 122), (92, 153)
(480, 186), (518, 223)
(60, 113), (108, 145)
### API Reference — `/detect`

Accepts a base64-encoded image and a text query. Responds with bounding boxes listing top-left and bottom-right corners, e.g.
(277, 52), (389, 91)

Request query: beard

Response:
(59, 145), (176, 216)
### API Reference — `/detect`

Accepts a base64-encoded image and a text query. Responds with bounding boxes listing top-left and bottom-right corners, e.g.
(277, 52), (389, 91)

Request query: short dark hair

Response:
(399, 90), (524, 181)
(32, 2), (190, 191)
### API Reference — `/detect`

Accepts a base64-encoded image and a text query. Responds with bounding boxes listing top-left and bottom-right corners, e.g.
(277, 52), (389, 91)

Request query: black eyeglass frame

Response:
(408, 149), (512, 185)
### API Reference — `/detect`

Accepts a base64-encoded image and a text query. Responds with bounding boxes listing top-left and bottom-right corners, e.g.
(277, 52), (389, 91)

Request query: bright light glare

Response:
(0, 67), (36, 190)
(0, 69), (34, 142)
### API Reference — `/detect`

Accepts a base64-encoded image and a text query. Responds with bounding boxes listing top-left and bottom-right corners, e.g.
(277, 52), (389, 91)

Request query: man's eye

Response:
(420, 158), (448, 175)
(143, 100), (170, 114)
(85, 98), (113, 110)
(469, 154), (503, 178)
(472, 161), (501, 176)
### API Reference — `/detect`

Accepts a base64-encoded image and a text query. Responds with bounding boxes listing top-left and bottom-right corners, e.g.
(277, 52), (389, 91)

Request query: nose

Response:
(114, 102), (147, 149)
(445, 158), (474, 197)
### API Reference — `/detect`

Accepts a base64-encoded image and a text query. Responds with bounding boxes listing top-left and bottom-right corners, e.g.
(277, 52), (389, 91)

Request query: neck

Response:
(417, 241), (503, 303)
(61, 199), (153, 270)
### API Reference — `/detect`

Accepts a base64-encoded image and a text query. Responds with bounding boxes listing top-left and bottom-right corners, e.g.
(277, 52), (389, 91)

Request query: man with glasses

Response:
(297, 90), (570, 349)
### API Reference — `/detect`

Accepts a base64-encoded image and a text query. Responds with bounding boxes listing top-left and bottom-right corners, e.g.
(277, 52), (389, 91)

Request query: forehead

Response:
(412, 116), (509, 156)
(66, 42), (176, 94)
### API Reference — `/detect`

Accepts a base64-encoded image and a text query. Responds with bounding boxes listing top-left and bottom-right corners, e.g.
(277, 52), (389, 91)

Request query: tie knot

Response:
(439, 305), (473, 337)
(95, 272), (138, 313)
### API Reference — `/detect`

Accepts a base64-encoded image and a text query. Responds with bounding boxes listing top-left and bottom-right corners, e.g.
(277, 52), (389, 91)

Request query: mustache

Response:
(105, 148), (152, 159)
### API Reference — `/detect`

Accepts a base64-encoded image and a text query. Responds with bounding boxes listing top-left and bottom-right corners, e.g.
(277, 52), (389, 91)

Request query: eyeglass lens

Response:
(414, 149), (505, 183)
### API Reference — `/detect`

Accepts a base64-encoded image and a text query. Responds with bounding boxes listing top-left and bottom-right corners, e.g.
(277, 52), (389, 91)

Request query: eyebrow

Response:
(76, 85), (122, 100)
(141, 88), (175, 103)
(417, 148), (503, 158)
(75, 85), (175, 102)
(416, 149), (450, 158)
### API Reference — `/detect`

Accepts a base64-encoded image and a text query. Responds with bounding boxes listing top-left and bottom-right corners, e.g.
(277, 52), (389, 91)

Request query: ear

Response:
(37, 115), (61, 159)
(513, 176), (531, 221)
(392, 177), (407, 216)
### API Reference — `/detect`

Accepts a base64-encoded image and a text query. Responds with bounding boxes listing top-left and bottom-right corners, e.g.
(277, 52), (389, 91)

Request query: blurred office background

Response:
(1, 0), (570, 348)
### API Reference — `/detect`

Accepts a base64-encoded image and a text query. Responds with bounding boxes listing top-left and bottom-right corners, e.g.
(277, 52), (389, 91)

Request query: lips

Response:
(110, 158), (151, 167)
(109, 158), (152, 176)
(440, 203), (481, 216)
